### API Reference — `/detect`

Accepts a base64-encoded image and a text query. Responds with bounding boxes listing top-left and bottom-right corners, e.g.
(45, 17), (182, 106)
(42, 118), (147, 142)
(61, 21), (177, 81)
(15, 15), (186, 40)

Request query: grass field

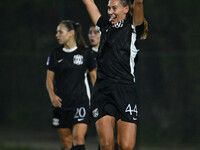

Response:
(0, 128), (198, 150)
(0, 145), (43, 150)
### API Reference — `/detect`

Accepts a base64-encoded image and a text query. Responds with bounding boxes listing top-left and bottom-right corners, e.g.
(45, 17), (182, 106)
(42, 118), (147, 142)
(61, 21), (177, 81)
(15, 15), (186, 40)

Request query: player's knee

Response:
(59, 134), (72, 149)
(63, 140), (72, 148)
(62, 140), (72, 150)
(73, 135), (85, 145)
(118, 141), (135, 150)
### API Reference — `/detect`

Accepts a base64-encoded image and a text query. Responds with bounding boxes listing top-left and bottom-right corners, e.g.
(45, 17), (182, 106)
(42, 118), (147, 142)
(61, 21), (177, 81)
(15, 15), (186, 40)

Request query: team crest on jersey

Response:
(73, 54), (83, 65)
(92, 108), (99, 118)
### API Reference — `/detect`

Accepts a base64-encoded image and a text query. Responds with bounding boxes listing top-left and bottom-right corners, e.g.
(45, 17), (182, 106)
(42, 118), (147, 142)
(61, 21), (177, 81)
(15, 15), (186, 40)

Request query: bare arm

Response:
(82, 0), (101, 25)
(46, 70), (62, 108)
(89, 68), (97, 86)
(133, 0), (144, 27)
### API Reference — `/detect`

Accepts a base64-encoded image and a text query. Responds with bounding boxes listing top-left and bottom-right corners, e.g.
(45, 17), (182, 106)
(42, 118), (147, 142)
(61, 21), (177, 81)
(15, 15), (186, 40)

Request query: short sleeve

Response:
(46, 50), (55, 72)
(96, 16), (109, 32)
(85, 50), (97, 72)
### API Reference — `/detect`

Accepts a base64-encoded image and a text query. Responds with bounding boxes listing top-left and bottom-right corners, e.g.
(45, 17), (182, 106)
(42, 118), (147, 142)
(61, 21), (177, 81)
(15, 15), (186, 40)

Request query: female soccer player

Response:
(87, 25), (101, 92)
(88, 25), (101, 59)
(82, 0), (148, 150)
(46, 20), (96, 150)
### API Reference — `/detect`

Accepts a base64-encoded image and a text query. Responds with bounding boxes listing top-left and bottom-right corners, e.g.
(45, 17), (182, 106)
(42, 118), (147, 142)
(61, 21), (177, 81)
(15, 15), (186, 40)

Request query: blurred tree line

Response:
(0, 0), (199, 148)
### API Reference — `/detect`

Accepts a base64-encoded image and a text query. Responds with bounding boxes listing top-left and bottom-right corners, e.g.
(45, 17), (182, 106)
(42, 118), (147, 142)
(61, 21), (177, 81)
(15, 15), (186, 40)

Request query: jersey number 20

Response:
(74, 107), (86, 118)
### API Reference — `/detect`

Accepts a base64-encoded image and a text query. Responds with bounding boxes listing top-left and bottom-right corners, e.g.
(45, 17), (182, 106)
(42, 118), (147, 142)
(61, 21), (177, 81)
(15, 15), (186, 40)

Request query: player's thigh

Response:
(72, 123), (88, 138)
(117, 120), (137, 149)
(96, 115), (115, 142)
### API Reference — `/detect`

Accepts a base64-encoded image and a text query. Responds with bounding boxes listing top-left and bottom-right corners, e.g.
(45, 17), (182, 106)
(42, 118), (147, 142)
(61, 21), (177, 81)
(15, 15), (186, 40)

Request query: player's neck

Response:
(64, 40), (77, 49)
(93, 43), (99, 49)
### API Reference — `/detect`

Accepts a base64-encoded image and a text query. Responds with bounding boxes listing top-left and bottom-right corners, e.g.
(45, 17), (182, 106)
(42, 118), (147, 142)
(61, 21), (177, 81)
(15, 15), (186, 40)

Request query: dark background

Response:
(0, 0), (199, 149)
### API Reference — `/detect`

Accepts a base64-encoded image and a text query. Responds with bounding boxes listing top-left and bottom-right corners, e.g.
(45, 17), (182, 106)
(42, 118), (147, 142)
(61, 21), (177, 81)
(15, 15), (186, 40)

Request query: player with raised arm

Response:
(83, 0), (148, 150)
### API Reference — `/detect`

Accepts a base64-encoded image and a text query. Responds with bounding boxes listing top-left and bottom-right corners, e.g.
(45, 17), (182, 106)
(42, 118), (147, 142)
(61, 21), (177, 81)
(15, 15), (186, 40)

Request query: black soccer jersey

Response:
(46, 46), (96, 109)
(96, 16), (144, 84)
(87, 47), (98, 91)
(89, 46), (98, 66)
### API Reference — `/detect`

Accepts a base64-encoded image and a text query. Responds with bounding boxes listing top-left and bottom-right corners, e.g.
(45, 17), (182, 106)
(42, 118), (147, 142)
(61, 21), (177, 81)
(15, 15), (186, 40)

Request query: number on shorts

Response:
(74, 107), (86, 118)
(125, 104), (138, 116)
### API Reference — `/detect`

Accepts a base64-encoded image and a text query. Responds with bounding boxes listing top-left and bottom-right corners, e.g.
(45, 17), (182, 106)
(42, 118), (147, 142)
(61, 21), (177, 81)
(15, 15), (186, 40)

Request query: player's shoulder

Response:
(97, 16), (110, 30)
(76, 46), (88, 55)
(87, 46), (93, 52)
(83, 47), (93, 58)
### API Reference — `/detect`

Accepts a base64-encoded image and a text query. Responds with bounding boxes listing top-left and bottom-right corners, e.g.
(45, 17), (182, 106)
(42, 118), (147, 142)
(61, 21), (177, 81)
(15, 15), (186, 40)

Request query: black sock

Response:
(70, 145), (85, 150)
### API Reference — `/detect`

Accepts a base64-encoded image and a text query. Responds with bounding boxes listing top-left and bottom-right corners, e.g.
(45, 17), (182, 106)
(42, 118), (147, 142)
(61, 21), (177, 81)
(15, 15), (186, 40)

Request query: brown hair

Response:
(60, 20), (88, 49)
(140, 18), (148, 40)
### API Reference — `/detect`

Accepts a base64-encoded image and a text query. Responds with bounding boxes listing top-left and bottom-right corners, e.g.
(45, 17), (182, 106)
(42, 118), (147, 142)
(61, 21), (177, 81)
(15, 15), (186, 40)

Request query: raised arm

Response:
(133, 0), (144, 27)
(82, 0), (101, 25)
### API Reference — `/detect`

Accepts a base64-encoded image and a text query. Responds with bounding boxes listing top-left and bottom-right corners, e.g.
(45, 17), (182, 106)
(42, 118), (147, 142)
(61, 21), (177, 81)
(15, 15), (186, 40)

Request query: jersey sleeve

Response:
(136, 22), (144, 40)
(96, 16), (109, 32)
(85, 50), (97, 72)
(46, 50), (56, 72)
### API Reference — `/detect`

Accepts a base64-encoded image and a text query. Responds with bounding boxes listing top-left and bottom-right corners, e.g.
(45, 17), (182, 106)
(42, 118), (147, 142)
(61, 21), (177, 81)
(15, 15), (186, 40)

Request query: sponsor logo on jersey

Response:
(92, 108), (99, 118)
(52, 118), (59, 126)
(73, 54), (83, 65)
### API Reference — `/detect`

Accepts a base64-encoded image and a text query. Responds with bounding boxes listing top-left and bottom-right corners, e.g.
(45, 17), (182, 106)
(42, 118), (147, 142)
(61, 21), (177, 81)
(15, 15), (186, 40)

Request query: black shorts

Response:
(52, 104), (90, 129)
(91, 80), (139, 124)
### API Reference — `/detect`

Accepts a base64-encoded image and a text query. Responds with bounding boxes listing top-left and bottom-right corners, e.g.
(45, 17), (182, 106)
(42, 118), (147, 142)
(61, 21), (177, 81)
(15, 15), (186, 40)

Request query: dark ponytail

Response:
(73, 22), (88, 49)
(60, 20), (88, 49)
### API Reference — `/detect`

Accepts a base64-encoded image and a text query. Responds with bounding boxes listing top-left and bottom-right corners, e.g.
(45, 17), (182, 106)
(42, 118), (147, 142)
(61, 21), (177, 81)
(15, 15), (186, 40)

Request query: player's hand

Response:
(50, 94), (62, 108)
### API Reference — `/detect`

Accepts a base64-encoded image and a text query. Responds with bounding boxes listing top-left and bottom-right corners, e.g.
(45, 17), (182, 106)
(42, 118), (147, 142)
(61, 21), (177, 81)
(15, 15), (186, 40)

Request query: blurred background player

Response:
(88, 25), (100, 60)
(87, 25), (100, 92)
(46, 20), (96, 150)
